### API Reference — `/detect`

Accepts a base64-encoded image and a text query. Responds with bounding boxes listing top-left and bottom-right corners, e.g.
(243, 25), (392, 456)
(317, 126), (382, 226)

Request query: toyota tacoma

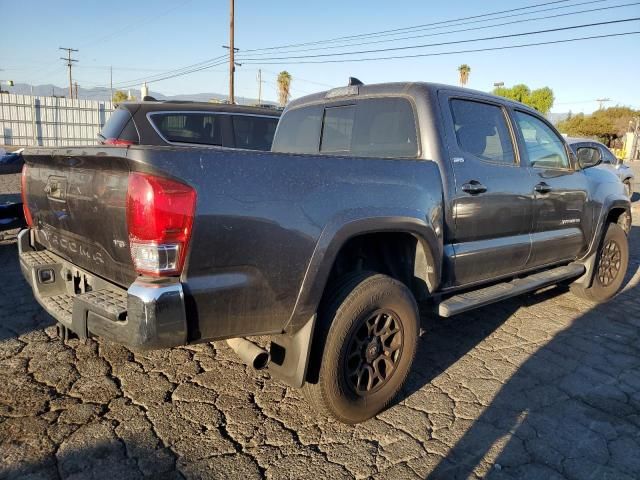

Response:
(18, 81), (631, 423)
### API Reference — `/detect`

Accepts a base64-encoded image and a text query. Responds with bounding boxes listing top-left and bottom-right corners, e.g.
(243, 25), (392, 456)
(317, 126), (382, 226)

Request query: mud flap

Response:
(268, 314), (316, 388)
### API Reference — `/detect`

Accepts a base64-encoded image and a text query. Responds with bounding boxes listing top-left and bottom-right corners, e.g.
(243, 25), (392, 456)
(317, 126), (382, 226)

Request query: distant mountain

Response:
(5, 83), (275, 106)
(547, 112), (571, 125)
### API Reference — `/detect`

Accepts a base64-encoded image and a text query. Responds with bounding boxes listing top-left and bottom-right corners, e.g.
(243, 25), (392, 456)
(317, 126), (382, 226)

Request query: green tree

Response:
(492, 84), (555, 114)
(556, 106), (639, 145)
(528, 87), (555, 114)
(458, 64), (471, 87)
(277, 71), (292, 107)
(112, 90), (128, 103)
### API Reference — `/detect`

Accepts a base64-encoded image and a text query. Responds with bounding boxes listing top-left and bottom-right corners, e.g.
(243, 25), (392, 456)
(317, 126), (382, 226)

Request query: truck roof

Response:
(286, 81), (538, 114)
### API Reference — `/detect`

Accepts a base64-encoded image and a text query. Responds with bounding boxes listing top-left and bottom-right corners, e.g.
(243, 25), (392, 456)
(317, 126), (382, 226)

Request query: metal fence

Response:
(0, 94), (113, 147)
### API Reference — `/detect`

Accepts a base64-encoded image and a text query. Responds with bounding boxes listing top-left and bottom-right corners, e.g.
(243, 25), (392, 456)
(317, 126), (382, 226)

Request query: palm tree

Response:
(277, 71), (292, 107)
(458, 64), (471, 87)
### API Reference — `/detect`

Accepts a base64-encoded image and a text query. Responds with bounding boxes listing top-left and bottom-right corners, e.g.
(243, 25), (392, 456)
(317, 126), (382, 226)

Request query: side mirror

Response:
(576, 147), (601, 169)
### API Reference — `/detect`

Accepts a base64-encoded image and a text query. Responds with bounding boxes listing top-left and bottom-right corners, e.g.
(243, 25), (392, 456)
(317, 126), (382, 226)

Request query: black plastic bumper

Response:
(18, 229), (188, 349)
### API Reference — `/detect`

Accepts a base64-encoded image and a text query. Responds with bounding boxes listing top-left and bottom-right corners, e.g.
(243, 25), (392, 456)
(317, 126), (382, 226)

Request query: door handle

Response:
(534, 182), (552, 194)
(461, 181), (487, 195)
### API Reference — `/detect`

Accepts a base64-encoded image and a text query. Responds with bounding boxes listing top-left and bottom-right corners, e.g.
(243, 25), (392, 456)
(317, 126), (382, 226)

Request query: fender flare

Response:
(574, 195), (631, 287)
(284, 213), (442, 332)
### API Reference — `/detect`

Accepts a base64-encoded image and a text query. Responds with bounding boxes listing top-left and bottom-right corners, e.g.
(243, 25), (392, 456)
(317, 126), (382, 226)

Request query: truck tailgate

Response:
(23, 148), (136, 287)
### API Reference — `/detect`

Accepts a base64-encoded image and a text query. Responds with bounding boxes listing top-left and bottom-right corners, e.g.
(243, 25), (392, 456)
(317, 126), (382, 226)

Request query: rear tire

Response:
(303, 272), (419, 424)
(571, 222), (628, 303)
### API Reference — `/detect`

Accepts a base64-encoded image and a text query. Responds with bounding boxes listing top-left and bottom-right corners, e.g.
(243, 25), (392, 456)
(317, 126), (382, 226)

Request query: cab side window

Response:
(514, 111), (570, 169)
(271, 106), (322, 154)
(450, 99), (516, 165)
(321, 98), (418, 158)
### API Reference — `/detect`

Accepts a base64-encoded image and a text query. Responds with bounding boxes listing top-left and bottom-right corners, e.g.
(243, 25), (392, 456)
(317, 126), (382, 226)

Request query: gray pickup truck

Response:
(19, 81), (631, 424)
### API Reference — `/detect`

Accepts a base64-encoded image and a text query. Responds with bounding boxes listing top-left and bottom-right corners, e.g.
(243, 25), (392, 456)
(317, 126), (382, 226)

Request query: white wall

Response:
(0, 94), (113, 147)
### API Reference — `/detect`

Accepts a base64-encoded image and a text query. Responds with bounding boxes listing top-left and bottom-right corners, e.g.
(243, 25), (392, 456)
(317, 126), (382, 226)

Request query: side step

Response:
(438, 263), (585, 317)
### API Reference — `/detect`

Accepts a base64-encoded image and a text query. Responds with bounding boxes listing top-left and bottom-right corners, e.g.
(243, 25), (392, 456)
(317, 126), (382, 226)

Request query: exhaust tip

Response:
(227, 338), (271, 371)
(252, 351), (270, 370)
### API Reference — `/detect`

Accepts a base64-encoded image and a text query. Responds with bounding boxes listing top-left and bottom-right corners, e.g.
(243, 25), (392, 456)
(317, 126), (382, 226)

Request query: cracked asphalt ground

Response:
(2, 171), (640, 480)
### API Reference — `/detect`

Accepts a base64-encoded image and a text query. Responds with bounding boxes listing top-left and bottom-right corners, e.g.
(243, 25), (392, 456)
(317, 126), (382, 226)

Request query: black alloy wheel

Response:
(344, 309), (404, 396)
(597, 239), (622, 287)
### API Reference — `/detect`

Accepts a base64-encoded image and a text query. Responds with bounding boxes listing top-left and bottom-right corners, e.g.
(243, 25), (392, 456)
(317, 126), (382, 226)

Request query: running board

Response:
(438, 263), (585, 317)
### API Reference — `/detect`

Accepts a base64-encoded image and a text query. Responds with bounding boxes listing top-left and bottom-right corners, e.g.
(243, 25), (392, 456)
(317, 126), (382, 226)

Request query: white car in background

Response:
(567, 138), (634, 197)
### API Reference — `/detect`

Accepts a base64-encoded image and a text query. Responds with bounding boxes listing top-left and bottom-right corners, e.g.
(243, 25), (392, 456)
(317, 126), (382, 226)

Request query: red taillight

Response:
(104, 138), (136, 146)
(21, 164), (34, 227)
(126, 172), (196, 276)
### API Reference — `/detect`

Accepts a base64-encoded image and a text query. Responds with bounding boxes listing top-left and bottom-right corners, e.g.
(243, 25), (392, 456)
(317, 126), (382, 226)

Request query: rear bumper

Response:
(18, 229), (188, 349)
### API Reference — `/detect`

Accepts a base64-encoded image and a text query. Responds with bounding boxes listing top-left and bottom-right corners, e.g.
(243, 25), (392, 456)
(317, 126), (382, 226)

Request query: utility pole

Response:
(222, 44), (240, 103)
(59, 47), (78, 99)
(74, 82), (79, 100)
(257, 69), (263, 104)
(596, 97), (611, 110)
(110, 66), (113, 103)
(229, 0), (235, 104)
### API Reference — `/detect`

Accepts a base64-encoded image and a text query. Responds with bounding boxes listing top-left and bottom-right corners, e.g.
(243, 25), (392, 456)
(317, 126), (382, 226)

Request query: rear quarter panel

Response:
(125, 146), (444, 341)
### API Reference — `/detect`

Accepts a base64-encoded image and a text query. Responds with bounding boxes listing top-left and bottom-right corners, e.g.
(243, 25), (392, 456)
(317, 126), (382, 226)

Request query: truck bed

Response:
(22, 144), (444, 341)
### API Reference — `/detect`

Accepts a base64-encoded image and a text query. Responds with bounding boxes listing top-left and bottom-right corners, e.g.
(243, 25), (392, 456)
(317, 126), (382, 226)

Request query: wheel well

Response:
(606, 207), (630, 234)
(326, 232), (430, 301)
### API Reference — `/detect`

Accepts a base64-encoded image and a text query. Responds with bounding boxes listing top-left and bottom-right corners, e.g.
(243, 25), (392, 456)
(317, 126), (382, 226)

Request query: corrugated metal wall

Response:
(0, 94), (113, 146)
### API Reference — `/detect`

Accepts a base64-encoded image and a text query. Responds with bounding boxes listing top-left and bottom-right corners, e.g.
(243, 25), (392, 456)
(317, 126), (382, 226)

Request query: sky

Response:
(1, 0), (639, 113)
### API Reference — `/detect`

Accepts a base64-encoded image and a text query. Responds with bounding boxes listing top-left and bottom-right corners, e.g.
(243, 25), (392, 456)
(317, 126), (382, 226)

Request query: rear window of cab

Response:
(272, 97), (418, 158)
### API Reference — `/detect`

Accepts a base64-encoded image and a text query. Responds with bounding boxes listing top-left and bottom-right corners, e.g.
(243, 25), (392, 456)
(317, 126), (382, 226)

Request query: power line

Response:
(78, 0), (193, 49)
(93, 3), (639, 91)
(105, 0), (584, 90)
(26, 1), (193, 86)
(241, 0), (575, 53)
(237, 17), (640, 62)
(111, 55), (229, 88)
(258, 68), (334, 88)
(238, 30), (640, 65)
(112, 59), (230, 89)
(241, 1), (637, 57)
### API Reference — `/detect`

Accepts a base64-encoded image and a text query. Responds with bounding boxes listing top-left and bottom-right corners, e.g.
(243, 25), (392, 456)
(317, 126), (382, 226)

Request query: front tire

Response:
(303, 272), (419, 424)
(571, 222), (629, 303)
(623, 180), (632, 198)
